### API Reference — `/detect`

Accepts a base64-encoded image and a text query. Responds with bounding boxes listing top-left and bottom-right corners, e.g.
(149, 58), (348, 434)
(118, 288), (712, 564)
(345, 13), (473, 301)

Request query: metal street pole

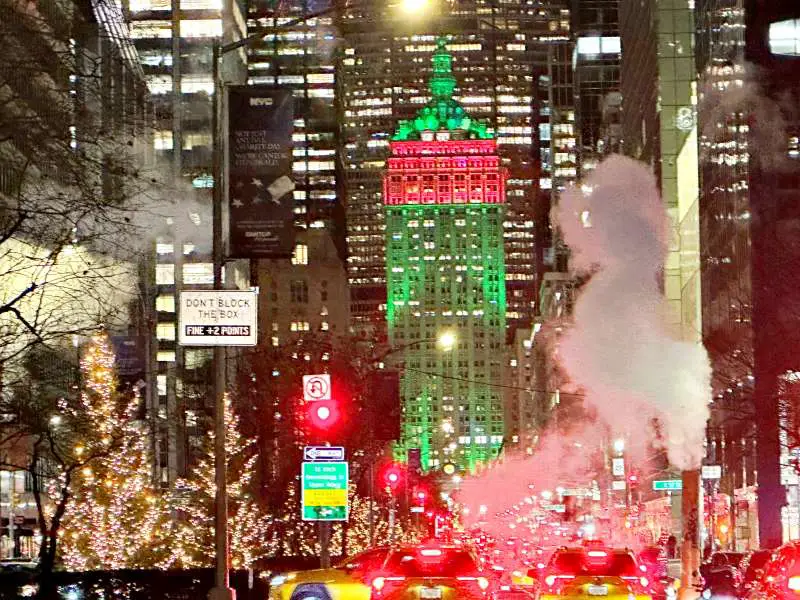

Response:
(369, 461), (375, 545)
(388, 495), (396, 544)
(209, 38), (234, 600)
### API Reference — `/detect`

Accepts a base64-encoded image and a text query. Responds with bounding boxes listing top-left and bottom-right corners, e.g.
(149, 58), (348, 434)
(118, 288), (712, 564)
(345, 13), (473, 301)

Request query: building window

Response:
(156, 264), (175, 285)
(156, 323), (175, 341)
(272, 336), (279, 347)
(291, 321), (310, 332)
(157, 350), (176, 362)
(156, 295), (175, 312)
(292, 243), (308, 265)
(290, 280), (309, 303)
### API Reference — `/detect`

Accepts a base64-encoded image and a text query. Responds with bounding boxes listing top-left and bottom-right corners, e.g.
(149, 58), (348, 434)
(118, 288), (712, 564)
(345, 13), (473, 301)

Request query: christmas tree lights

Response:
(168, 396), (275, 568)
(59, 333), (173, 570)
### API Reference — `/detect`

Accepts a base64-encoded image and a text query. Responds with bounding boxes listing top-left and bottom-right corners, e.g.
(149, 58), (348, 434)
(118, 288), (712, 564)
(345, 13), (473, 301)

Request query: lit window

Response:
(156, 323), (176, 341)
(154, 131), (173, 151)
(157, 375), (167, 396)
(180, 19), (222, 38)
(272, 336), (279, 347)
(181, 75), (214, 95)
(156, 264), (175, 285)
(291, 243), (308, 265)
(131, 20), (171, 39)
(130, 0), (169, 9)
(183, 263), (214, 285)
(321, 321), (329, 331)
(770, 19), (800, 55)
(185, 410), (198, 428)
(156, 243), (174, 254)
(156, 295), (175, 312)
(157, 351), (176, 362)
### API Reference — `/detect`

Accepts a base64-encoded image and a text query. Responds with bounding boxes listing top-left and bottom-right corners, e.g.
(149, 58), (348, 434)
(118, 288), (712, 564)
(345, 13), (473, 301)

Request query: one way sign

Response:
(304, 446), (345, 461)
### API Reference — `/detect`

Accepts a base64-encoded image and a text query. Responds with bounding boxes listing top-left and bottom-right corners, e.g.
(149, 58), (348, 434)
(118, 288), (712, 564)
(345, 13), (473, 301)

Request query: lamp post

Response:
(209, 2), (430, 596)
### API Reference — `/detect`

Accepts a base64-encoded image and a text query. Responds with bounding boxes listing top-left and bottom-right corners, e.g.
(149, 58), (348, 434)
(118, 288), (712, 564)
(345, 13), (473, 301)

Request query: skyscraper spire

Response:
(393, 38), (491, 141)
(429, 37), (456, 100)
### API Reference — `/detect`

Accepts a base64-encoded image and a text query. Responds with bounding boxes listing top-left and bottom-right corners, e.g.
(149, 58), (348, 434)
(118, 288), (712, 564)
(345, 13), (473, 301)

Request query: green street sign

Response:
(301, 461), (348, 521)
(653, 479), (683, 491)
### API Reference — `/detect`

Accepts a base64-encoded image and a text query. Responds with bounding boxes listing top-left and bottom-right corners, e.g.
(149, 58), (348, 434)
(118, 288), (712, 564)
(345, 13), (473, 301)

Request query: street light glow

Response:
(399, 0), (431, 14)
(437, 330), (456, 352)
(613, 438), (625, 454)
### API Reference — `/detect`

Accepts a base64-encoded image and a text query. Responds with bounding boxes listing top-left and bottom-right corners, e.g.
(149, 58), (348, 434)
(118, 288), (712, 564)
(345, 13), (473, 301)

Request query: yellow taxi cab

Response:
(533, 547), (652, 600)
(269, 547), (390, 600)
(369, 544), (491, 600)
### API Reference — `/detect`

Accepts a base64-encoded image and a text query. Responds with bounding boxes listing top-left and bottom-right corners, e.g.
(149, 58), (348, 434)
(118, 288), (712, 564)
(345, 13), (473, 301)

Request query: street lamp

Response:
(613, 438), (625, 455)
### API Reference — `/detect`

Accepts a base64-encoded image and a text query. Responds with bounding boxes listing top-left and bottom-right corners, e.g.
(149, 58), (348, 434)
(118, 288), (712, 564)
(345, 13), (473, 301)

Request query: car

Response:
(370, 544), (491, 599)
(532, 546), (653, 600)
(746, 541), (800, 600)
(740, 550), (773, 597)
(269, 546), (390, 600)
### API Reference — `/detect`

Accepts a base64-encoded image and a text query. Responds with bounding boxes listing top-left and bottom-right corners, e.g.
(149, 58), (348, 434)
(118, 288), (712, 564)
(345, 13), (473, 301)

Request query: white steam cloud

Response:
(553, 155), (711, 471)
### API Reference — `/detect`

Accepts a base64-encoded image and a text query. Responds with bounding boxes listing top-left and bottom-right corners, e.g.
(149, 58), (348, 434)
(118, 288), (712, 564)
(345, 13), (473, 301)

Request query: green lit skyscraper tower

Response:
(383, 40), (507, 474)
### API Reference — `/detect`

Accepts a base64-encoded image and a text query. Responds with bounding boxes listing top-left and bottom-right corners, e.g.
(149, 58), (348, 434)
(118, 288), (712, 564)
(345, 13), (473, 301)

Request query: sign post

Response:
(301, 462), (349, 521)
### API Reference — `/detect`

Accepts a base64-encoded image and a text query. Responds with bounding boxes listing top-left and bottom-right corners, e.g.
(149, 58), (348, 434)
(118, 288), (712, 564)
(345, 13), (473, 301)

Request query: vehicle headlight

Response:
(270, 574), (287, 586)
(20, 584), (38, 598)
(702, 589), (712, 599)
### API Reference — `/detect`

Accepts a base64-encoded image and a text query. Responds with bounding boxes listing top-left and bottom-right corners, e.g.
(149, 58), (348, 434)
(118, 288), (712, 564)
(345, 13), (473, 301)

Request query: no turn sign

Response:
(303, 374), (331, 401)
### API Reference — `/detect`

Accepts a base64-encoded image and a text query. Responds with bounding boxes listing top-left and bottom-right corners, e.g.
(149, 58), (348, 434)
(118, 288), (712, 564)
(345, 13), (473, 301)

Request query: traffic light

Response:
(307, 399), (341, 432)
(382, 463), (404, 493)
(628, 473), (639, 486)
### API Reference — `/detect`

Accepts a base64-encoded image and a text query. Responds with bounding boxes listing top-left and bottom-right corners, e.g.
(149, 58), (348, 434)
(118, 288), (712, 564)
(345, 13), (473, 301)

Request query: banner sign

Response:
(227, 86), (295, 258)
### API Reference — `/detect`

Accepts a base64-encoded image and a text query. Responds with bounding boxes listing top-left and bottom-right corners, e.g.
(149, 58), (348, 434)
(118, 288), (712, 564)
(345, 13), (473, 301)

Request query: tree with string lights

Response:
(58, 333), (172, 570)
(168, 396), (275, 569)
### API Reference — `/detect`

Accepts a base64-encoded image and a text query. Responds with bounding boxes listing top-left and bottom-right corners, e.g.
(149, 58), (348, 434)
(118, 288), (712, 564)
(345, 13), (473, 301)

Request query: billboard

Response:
(227, 86), (295, 258)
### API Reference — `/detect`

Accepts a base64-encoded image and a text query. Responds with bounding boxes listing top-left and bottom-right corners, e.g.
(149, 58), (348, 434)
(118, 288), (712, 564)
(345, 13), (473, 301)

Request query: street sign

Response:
(612, 458), (625, 477)
(653, 479), (683, 491)
(301, 461), (348, 521)
(304, 446), (345, 462)
(303, 374), (331, 401)
(178, 290), (257, 346)
(702, 465), (722, 480)
(410, 506), (425, 513)
(612, 480), (626, 491)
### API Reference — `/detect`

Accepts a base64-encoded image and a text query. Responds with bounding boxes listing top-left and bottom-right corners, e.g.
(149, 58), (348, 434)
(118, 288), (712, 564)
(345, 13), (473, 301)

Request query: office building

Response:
(383, 41), (507, 473)
(341, 0), (574, 341)
(695, 0), (800, 547)
(126, 0), (248, 484)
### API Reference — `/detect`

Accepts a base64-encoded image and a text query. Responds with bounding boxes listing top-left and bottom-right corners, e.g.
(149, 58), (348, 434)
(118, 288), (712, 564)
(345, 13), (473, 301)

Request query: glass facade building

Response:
(125, 0), (247, 485)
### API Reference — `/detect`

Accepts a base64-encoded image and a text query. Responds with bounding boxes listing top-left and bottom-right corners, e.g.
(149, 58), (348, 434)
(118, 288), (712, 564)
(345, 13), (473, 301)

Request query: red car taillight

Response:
(371, 576), (405, 595)
(456, 576), (491, 593)
(544, 574), (575, 591)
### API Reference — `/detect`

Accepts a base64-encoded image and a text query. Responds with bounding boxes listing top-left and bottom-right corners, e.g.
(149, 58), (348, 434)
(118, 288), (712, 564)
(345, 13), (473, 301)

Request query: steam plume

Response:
(553, 155), (711, 470)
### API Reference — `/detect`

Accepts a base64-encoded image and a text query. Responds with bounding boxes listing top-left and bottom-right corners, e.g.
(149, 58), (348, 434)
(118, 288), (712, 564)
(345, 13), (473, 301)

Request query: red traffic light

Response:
(382, 464), (404, 490)
(307, 399), (340, 431)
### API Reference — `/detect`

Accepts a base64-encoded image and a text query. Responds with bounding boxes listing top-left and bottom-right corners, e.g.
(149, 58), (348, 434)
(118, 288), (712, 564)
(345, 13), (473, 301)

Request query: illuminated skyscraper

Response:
(383, 41), (506, 473)
(341, 0), (574, 340)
